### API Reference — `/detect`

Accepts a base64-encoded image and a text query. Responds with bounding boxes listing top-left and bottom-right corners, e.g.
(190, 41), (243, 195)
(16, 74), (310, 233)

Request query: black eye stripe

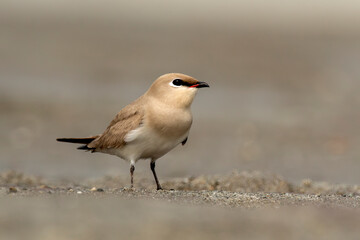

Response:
(172, 79), (193, 87)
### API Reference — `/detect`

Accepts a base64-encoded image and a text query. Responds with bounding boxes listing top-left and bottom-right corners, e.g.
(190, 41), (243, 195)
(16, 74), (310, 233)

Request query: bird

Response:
(57, 73), (209, 190)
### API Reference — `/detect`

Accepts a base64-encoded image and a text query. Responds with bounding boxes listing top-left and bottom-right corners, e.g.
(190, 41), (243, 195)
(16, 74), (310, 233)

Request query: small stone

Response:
(77, 191), (82, 194)
(8, 187), (18, 193)
(90, 187), (104, 192)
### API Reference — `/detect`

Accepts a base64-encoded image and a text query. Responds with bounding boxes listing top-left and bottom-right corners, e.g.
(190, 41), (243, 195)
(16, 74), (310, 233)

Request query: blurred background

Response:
(1, 0), (360, 184)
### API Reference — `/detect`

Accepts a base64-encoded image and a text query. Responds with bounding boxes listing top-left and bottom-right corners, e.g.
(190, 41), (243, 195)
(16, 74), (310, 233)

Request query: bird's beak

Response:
(193, 81), (210, 88)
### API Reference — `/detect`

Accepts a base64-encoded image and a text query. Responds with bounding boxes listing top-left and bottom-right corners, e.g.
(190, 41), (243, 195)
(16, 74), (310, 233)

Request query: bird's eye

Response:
(172, 79), (183, 86)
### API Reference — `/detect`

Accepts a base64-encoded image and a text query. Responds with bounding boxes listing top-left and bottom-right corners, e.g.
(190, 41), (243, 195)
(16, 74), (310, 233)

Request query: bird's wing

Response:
(88, 99), (144, 150)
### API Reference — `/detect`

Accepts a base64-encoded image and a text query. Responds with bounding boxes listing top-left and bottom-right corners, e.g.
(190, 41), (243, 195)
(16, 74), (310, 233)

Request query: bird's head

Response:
(147, 73), (209, 108)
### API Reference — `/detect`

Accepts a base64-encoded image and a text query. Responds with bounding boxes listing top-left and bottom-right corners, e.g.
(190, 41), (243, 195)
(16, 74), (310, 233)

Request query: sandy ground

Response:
(1, 171), (360, 240)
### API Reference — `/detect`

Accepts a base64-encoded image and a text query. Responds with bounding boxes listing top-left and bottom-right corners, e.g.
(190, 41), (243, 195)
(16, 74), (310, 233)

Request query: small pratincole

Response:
(57, 73), (209, 190)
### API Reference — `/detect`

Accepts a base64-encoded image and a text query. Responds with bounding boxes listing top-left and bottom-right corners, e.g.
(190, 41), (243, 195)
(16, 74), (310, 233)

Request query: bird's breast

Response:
(146, 104), (193, 139)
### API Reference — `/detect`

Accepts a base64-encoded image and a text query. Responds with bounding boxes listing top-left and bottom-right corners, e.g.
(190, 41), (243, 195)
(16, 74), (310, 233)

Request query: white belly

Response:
(101, 127), (188, 162)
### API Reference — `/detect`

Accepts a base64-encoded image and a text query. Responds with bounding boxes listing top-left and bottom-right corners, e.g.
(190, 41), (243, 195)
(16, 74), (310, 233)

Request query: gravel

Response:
(1, 170), (360, 240)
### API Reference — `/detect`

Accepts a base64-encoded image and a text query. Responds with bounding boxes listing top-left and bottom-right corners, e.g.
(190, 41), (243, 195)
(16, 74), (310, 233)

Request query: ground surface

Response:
(1, 171), (360, 240)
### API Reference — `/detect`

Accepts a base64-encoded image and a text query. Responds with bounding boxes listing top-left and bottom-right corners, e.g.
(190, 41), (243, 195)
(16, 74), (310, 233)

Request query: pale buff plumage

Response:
(57, 73), (209, 190)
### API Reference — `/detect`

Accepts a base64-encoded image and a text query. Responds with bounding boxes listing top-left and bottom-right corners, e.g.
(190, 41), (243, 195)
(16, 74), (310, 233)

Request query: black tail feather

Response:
(56, 137), (95, 144)
(77, 145), (95, 151)
(57, 137), (97, 151)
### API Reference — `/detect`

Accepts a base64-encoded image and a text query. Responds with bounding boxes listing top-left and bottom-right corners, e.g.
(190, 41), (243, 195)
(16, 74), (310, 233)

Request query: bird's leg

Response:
(130, 163), (135, 189)
(150, 160), (162, 190)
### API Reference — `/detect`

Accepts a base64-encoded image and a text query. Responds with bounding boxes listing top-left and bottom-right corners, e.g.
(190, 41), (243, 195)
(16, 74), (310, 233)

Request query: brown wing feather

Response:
(88, 98), (144, 150)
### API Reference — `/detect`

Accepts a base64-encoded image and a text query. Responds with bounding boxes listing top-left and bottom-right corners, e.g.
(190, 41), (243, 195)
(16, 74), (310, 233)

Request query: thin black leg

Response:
(130, 164), (135, 188)
(150, 161), (162, 190)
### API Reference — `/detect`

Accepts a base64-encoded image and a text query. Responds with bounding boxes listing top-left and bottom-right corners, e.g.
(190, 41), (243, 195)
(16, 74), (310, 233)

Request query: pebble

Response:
(8, 187), (18, 193)
(90, 187), (104, 192)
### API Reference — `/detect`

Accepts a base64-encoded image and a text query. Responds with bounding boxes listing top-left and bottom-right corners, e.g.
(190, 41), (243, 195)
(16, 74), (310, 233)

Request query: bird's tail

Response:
(56, 136), (98, 151)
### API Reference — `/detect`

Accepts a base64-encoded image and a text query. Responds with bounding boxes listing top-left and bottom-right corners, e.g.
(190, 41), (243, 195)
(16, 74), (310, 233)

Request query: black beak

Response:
(195, 81), (210, 88)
